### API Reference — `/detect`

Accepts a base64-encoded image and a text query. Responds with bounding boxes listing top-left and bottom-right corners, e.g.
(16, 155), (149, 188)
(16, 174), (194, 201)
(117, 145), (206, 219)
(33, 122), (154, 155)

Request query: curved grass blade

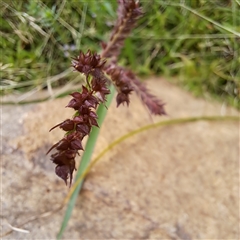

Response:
(60, 114), (239, 239)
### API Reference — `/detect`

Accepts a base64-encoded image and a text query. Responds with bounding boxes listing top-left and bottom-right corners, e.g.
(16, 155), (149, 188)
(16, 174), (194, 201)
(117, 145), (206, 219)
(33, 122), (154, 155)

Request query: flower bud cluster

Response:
(47, 50), (110, 186)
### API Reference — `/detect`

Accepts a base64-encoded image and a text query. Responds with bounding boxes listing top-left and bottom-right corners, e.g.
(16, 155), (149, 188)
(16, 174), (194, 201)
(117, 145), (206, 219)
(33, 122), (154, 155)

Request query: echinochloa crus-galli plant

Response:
(47, 0), (166, 187)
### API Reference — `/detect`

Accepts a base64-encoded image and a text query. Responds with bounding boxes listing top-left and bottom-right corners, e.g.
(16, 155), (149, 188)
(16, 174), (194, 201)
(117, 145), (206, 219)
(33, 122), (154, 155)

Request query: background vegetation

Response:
(1, 0), (239, 109)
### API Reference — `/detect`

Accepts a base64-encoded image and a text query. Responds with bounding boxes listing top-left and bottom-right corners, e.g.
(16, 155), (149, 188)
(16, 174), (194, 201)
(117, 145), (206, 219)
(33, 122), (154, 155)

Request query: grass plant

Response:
(0, 1), (239, 238)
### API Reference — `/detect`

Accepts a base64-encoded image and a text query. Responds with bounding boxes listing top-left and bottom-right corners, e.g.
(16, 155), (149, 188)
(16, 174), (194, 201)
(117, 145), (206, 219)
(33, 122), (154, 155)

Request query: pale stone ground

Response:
(1, 77), (239, 239)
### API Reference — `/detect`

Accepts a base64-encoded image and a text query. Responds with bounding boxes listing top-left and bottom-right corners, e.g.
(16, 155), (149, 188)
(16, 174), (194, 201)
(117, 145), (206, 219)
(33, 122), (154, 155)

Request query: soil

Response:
(1, 77), (239, 239)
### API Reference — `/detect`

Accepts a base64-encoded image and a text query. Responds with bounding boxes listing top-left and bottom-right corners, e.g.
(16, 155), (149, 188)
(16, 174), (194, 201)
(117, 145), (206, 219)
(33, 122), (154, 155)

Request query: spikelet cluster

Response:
(48, 1), (166, 187)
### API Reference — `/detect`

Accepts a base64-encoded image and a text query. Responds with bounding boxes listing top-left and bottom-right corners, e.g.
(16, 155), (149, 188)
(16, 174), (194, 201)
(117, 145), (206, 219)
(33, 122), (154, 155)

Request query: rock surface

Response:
(1, 77), (239, 239)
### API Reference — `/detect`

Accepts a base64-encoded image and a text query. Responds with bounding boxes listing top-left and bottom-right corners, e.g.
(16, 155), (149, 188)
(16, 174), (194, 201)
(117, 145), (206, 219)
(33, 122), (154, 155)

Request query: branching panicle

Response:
(48, 1), (166, 187)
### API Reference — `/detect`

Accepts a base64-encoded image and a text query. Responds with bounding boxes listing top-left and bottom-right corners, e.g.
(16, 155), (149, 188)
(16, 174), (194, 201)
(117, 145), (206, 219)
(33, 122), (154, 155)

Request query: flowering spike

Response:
(48, 1), (166, 187)
(101, 0), (143, 58)
(48, 50), (111, 186)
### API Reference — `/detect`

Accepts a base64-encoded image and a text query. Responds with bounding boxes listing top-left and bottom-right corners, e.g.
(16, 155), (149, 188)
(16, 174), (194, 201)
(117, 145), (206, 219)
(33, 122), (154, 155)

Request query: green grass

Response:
(1, 0), (239, 109)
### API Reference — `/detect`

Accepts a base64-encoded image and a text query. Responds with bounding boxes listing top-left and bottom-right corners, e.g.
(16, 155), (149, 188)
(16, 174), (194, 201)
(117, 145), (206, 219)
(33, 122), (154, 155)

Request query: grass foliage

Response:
(1, 0), (239, 108)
